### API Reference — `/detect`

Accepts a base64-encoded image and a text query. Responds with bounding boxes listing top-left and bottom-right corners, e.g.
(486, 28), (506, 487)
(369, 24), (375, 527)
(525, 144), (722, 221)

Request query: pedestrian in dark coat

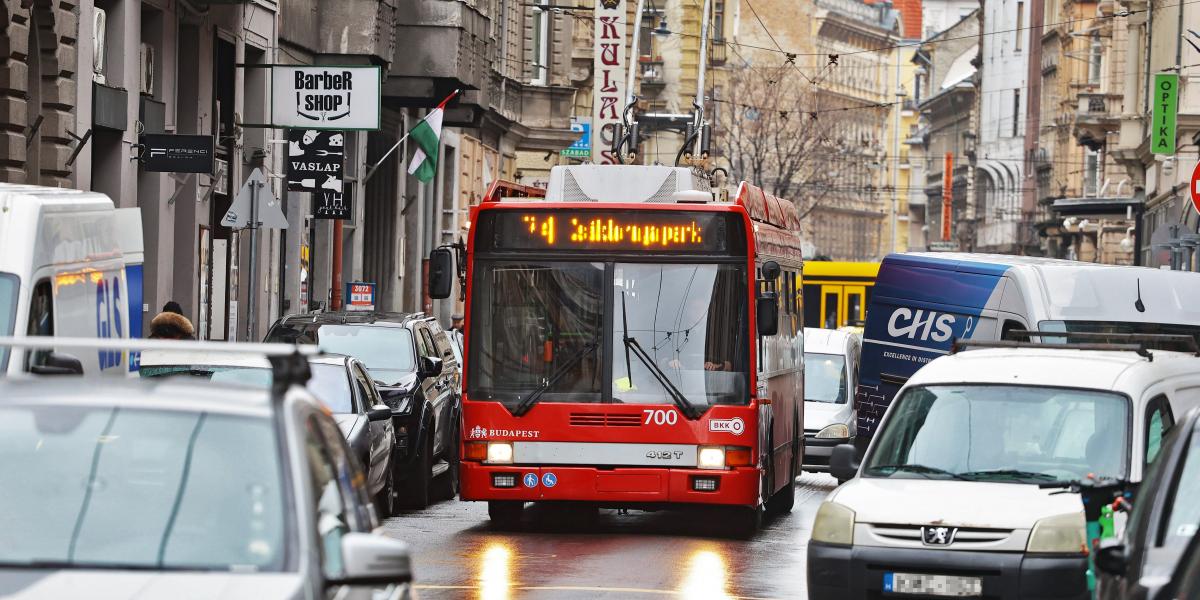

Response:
(149, 310), (196, 340)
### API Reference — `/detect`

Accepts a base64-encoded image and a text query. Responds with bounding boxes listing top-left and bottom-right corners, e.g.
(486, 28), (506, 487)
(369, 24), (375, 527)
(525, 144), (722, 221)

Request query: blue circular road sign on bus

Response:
(523, 473), (539, 488)
(542, 472), (558, 488)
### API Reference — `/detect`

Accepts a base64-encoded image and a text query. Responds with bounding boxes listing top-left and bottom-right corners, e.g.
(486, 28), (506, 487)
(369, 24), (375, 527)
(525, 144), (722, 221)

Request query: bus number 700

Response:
(643, 409), (678, 426)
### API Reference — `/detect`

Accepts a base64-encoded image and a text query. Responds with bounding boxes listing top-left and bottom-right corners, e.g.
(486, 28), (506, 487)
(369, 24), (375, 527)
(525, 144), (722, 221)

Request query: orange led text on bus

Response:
(521, 214), (704, 248)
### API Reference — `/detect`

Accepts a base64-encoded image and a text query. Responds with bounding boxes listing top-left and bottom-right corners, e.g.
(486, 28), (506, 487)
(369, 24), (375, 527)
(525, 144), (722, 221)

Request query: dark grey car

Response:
(0, 375), (413, 600)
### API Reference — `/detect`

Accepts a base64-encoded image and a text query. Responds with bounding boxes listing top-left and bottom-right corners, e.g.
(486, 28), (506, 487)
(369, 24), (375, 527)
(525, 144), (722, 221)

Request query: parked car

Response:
(802, 327), (860, 481)
(1161, 521), (1200, 599)
(265, 312), (462, 508)
(1096, 407), (1200, 600)
(0, 364), (414, 599)
(809, 340), (1200, 600)
(138, 350), (399, 516)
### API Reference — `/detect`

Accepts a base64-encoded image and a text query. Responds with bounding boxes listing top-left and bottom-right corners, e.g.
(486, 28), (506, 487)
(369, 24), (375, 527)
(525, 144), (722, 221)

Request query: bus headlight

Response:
(816, 423), (850, 439)
(697, 446), (726, 469)
(812, 501), (855, 546)
(486, 442), (514, 464)
(1027, 512), (1086, 554)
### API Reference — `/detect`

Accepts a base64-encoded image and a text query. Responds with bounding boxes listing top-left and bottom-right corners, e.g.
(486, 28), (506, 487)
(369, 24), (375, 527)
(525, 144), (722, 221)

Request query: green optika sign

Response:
(1152, 73), (1179, 155)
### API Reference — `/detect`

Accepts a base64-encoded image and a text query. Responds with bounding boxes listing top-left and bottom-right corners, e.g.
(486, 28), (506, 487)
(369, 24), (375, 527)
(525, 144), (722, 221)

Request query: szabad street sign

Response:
(271, 66), (381, 130)
(221, 168), (288, 229)
(1191, 161), (1200, 215)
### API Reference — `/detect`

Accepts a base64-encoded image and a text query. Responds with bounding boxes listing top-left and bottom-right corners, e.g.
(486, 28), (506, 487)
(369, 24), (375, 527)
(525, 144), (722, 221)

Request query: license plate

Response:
(883, 572), (982, 597)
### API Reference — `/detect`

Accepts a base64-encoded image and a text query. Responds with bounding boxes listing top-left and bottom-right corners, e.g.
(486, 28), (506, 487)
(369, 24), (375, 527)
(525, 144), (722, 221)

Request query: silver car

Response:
(139, 351), (399, 516)
(0, 372), (414, 600)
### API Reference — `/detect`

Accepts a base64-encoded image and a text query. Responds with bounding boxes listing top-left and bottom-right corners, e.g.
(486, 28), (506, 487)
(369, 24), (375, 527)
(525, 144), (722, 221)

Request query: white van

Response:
(857, 253), (1200, 440)
(809, 341), (1200, 599)
(0, 184), (138, 376)
(802, 327), (861, 479)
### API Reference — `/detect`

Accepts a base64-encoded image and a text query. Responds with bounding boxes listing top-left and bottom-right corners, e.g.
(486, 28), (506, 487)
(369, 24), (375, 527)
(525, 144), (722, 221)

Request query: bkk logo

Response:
(886, 308), (957, 343)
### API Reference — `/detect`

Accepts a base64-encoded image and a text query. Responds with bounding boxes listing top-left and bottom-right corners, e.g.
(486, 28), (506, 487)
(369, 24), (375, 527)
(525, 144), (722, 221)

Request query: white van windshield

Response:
(0, 273), (17, 372)
(865, 385), (1129, 484)
(804, 353), (848, 403)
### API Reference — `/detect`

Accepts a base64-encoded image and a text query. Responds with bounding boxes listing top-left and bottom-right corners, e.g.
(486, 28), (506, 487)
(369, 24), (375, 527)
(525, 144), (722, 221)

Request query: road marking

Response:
(414, 584), (782, 599)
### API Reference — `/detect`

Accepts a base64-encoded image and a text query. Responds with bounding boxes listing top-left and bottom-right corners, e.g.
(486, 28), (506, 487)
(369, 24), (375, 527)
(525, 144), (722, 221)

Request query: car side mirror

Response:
(419, 356), (443, 378)
(1094, 540), (1126, 577)
(30, 351), (84, 376)
(336, 532), (413, 584)
(830, 444), (861, 482)
(428, 248), (455, 300)
(757, 292), (779, 337)
(367, 405), (392, 422)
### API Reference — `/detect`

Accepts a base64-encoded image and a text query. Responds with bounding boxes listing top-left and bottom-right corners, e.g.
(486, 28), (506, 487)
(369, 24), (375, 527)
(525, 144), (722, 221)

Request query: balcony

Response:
(639, 59), (666, 95)
(1074, 92), (1119, 150)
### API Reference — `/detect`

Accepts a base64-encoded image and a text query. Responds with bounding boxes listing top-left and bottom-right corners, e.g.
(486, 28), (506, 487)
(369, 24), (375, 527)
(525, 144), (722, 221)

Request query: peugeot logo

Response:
(921, 526), (957, 546)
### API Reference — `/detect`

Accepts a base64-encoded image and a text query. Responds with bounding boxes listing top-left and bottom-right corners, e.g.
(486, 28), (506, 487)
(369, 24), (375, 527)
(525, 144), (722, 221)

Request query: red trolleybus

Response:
(428, 165), (805, 535)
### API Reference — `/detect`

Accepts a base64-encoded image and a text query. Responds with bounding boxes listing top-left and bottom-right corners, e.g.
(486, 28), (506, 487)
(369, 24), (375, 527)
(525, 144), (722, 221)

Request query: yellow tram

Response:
(801, 261), (880, 330)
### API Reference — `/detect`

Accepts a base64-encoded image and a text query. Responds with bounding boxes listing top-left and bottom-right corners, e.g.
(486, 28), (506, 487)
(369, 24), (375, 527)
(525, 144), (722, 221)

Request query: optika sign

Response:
(886, 308), (959, 343)
(272, 66), (381, 130)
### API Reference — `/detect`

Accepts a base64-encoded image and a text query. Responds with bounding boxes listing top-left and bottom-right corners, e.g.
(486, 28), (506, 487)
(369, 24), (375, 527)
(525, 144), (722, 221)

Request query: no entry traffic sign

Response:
(1191, 160), (1200, 214)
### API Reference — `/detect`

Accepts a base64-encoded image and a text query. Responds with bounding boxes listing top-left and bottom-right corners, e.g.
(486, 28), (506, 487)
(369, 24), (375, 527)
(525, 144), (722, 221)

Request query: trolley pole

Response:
(694, 0), (713, 156)
(626, 0), (646, 109)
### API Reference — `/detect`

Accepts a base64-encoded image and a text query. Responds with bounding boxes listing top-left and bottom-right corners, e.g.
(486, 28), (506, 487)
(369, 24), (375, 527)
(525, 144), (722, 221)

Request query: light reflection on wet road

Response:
(381, 474), (836, 599)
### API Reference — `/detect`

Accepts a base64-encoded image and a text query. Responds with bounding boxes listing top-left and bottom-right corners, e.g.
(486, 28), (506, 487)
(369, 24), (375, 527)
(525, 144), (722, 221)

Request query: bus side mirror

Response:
(757, 292), (779, 337)
(428, 248), (455, 300)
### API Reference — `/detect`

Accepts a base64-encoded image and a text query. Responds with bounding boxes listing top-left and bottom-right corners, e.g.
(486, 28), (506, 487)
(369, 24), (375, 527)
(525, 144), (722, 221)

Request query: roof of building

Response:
(892, 0), (924, 40)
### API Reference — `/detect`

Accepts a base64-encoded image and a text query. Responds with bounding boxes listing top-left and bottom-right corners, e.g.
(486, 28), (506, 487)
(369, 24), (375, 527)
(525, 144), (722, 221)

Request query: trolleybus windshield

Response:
(467, 210), (750, 413)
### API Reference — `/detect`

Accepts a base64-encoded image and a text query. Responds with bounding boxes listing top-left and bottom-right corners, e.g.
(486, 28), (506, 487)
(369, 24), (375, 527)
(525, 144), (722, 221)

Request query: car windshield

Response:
(0, 273), (17, 371)
(1162, 428), (1200, 548)
(1039, 320), (1200, 352)
(804, 352), (847, 404)
(265, 323), (415, 382)
(0, 405), (286, 571)
(139, 363), (354, 413)
(864, 385), (1129, 483)
(611, 263), (748, 407)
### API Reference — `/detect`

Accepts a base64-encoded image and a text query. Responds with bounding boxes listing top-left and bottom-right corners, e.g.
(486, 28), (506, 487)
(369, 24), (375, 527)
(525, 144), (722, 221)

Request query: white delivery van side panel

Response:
(0, 186), (131, 376)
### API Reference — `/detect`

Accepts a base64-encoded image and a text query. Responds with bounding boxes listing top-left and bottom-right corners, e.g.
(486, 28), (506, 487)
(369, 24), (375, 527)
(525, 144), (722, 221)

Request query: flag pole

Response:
(363, 89), (459, 184)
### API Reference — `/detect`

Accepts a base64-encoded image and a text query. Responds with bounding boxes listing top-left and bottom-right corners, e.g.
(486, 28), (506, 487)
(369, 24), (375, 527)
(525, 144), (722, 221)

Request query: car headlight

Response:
(816, 423), (850, 439)
(812, 501), (855, 545)
(394, 394), (413, 415)
(697, 446), (726, 469)
(486, 441), (514, 464)
(1026, 512), (1086, 554)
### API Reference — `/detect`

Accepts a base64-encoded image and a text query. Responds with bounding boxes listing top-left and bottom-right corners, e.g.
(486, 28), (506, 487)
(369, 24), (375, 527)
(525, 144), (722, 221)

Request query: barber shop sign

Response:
(271, 66), (381, 131)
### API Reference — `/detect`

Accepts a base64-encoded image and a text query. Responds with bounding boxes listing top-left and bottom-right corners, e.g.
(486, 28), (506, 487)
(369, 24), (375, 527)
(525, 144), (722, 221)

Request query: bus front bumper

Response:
(460, 462), (760, 507)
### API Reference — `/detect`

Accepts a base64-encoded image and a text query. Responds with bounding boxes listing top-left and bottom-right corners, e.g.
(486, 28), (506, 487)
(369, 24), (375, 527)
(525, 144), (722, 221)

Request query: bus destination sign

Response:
(484, 210), (739, 253)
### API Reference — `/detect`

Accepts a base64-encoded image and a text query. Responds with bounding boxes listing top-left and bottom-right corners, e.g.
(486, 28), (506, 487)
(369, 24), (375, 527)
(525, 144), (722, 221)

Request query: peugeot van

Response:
(0, 184), (138, 376)
(856, 253), (1200, 439)
(809, 342), (1200, 599)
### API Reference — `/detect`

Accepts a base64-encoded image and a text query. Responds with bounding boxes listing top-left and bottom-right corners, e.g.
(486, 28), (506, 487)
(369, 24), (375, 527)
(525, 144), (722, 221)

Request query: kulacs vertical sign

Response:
(591, 0), (627, 164)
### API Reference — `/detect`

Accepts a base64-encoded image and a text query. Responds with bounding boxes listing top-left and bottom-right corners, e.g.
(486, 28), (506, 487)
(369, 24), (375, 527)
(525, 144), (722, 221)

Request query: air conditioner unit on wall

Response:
(93, 8), (107, 84)
(140, 43), (155, 96)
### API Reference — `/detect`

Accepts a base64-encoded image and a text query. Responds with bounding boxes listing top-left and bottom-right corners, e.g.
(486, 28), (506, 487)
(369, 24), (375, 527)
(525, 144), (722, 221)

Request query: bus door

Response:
(843, 286), (866, 326)
(819, 285), (867, 329)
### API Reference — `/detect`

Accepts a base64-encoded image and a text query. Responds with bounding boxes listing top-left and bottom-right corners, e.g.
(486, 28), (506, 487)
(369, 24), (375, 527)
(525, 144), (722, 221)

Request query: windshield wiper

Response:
(866, 463), (970, 481)
(512, 342), (599, 417)
(960, 469), (1061, 483)
(620, 292), (701, 420)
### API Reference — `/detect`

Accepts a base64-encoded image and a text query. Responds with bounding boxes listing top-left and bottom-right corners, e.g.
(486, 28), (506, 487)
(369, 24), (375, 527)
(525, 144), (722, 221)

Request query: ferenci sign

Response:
(591, 0), (627, 164)
(271, 66), (381, 131)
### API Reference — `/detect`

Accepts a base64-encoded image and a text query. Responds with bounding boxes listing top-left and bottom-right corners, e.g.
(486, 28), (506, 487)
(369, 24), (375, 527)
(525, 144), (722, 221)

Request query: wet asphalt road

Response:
(380, 473), (837, 600)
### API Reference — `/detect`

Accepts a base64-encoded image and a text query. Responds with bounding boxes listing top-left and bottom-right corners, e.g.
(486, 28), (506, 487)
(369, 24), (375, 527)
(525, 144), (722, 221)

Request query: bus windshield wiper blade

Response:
(512, 342), (598, 417)
(866, 463), (970, 481)
(622, 335), (702, 420)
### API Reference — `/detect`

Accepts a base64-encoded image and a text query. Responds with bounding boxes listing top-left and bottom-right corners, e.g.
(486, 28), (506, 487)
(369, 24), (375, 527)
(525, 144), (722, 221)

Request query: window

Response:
(1160, 427), (1200, 547)
(0, 273), (18, 371)
(1088, 33), (1102, 84)
(804, 353), (848, 404)
(1084, 149), (1100, 196)
(306, 417), (350, 578)
(1015, 2), (1024, 51)
(530, 0), (550, 85)
(1145, 395), (1174, 467)
(1012, 89), (1021, 138)
(24, 279), (53, 371)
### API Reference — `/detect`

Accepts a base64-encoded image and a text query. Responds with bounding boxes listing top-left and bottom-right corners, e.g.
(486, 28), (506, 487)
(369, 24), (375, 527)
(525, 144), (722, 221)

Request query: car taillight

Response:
(725, 446), (753, 467)
(464, 442), (488, 461)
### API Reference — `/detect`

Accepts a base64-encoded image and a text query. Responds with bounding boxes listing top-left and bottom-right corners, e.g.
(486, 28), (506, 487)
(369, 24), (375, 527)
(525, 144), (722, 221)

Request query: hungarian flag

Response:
(407, 91), (458, 183)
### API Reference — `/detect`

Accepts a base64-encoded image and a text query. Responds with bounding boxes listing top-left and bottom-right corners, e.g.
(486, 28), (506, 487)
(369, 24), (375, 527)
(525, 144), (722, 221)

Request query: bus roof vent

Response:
(546, 165), (710, 203)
